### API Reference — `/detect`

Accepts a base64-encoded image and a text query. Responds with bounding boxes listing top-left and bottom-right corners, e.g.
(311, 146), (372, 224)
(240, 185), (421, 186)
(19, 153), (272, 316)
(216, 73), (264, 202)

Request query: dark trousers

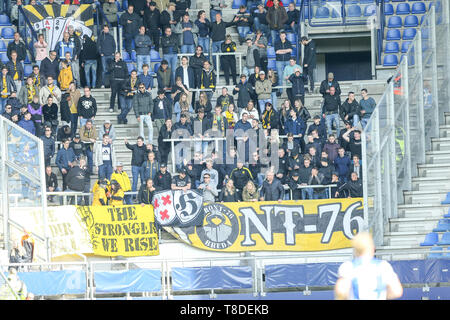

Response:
(304, 66), (315, 91)
(260, 56), (268, 74)
(110, 80), (124, 111)
(123, 32), (137, 56)
(70, 113), (78, 137)
(221, 56), (237, 85)
(147, 29), (161, 51)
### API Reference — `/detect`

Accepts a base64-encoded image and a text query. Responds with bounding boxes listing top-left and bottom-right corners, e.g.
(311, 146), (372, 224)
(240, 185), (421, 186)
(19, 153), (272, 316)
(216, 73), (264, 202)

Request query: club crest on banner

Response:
(152, 190), (204, 227)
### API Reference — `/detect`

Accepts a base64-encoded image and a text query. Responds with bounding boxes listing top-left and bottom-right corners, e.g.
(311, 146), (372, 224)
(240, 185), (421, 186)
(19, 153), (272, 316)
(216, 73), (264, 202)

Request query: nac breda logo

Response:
(152, 190), (205, 227)
(196, 203), (240, 250)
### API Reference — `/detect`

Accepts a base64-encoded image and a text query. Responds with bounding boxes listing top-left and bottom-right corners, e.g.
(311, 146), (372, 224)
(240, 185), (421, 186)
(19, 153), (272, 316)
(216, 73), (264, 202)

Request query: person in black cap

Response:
(287, 169), (302, 200)
(69, 133), (86, 161)
(171, 168), (191, 191)
(154, 163), (172, 191)
(143, 1), (161, 51)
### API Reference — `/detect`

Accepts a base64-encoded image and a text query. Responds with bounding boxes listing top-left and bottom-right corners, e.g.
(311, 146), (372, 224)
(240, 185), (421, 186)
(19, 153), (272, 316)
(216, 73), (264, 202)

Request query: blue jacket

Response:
(41, 135), (55, 159)
(284, 117), (306, 136)
(18, 119), (35, 135)
(55, 147), (76, 171)
(334, 155), (351, 177)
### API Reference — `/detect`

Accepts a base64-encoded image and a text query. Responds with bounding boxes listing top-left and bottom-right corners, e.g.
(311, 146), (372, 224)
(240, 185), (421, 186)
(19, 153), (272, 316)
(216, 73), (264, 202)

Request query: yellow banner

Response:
(76, 205), (159, 257)
(166, 198), (364, 252)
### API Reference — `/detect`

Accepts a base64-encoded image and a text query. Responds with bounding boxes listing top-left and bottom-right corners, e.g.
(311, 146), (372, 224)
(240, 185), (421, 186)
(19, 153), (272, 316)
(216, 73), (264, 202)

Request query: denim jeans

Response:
(198, 36), (210, 53)
(237, 26), (251, 40)
(0, 97), (7, 114)
(118, 96), (133, 122)
(181, 44), (195, 54)
(258, 99), (272, 114)
(164, 53), (178, 80)
(139, 114), (154, 144)
(361, 117), (369, 129)
(85, 148), (93, 174)
(136, 55), (151, 75)
(101, 55), (114, 85)
(84, 59), (97, 88)
(271, 92), (278, 111)
(325, 113), (340, 136)
(270, 29), (280, 45)
(131, 165), (144, 195)
(243, 66), (254, 77)
(70, 113), (78, 137)
(98, 163), (113, 180)
(276, 60), (290, 92)
(301, 187), (313, 200)
(351, 114), (360, 127)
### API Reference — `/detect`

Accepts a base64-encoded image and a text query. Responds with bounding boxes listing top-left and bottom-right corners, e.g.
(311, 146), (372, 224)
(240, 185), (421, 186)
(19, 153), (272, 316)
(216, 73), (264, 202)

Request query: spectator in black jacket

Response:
(340, 91), (361, 128)
(65, 159), (89, 205)
(108, 52), (128, 112)
(287, 170), (302, 200)
(69, 133), (86, 160)
(80, 34), (99, 89)
(6, 50), (24, 93)
(119, 4), (143, 56)
(41, 126), (55, 166)
(160, 27), (179, 81)
(338, 171), (363, 198)
(125, 136), (149, 200)
(97, 25), (116, 87)
(319, 72), (341, 97)
(322, 86), (341, 137)
(210, 13), (238, 68)
(233, 74), (254, 111)
(301, 36), (316, 94)
(252, 4), (269, 35)
(219, 178), (240, 202)
(7, 32), (27, 63)
(45, 165), (59, 203)
(189, 46), (208, 89)
(158, 118), (173, 165)
(144, 1), (161, 51)
(274, 31), (292, 96)
(77, 87), (97, 127)
(118, 69), (140, 124)
(195, 10), (211, 54)
(154, 163), (172, 191)
(285, 2), (300, 35)
(138, 178), (156, 205)
(39, 51), (60, 83)
(288, 68), (307, 107)
(260, 170), (285, 201)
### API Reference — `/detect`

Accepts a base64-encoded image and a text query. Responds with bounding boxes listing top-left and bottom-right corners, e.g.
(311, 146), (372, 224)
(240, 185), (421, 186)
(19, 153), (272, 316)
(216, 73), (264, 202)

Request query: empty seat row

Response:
(421, 232), (450, 246)
(387, 15), (420, 27)
(383, 53), (415, 66)
(386, 28), (417, 40)
(384, 40), (412, 53)
(384, 2), (427, 15)
(313, 4), (377, 18)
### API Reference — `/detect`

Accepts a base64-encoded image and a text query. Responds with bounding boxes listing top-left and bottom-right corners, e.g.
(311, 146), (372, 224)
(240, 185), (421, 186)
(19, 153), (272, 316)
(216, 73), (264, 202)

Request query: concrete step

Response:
(425, 150), (450, 164)
(389, 217), (441, 233)
(384, 231), (429, 247)
(411, 176), (450, 192)
(397, 203), (449, 219)
(403, 190), (448, 205)
(375, 246), (432, 260)
(417, 163), (450, 178)
(431, 137), (450, 151)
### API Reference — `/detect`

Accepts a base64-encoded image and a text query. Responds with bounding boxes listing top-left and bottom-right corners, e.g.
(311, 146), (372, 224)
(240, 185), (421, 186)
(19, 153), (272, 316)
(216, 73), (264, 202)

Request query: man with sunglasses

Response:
(133, 83), (154, 144)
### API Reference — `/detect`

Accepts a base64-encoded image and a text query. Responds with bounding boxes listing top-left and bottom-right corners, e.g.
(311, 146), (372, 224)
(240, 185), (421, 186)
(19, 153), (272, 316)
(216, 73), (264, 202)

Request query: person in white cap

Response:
(99, 119), (116, 143)
(254, 70), (272, 114)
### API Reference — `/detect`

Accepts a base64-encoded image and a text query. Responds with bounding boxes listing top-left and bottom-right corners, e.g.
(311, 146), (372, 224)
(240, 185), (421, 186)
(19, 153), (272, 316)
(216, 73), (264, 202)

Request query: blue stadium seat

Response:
(153, 63), (160, 73)
(150, 49), (161, 62)
(444, 207), (450, 218)
(331, 8), (341, 18)
(404, 15), (419, 27)
(116, 0), (123, 12)
(122, 0), (128, 11)
(441, 192), (450, 204)
(268, 59), (276, 70)
(0, 15), (10, 26)
(396, 3), (410, 15)
(347, 5), (362, 17)
(411, 2), (426, 14)
(267, 46), (276, 58)
(383, 54), (399, 66)
(385, 41), (399, 53)
(24, 64), (33, 76)
(420, 232), (439, 246)
(286, 32), (296, 43)
(127, 63), (135, 73)
(0, 41), (6, 51)
(360, 0), (375, 3)
(384, 3), (394, 15)
(315, 6), (330, 18)
(428, 246), (444, 259)
(401, 41), (412, 53)
(402, 28), (417, 40)
(122, 51), (132, 62)
(433, 219), (450, 232)
(388, 16), (403, 28)
(232, 0), (247, 9)
(387, 29), (401, 40)
(1, 27), (15, 39)
(437, 232), (450, 246)
(364, 4), (377, 16)
(0, 52), (8, 64)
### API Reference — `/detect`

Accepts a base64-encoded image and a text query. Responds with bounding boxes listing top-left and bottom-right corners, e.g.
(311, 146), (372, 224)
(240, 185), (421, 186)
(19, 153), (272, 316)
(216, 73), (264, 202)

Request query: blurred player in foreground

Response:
(334, 232), (403, 300)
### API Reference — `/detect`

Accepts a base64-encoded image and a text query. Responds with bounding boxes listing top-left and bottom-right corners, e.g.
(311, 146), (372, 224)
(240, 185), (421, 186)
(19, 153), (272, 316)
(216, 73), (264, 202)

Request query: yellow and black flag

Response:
(22, 4), (94, 50)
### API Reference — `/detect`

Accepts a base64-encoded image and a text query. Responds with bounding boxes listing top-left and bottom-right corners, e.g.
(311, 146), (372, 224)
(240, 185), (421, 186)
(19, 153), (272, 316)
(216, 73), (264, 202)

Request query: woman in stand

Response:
(219, 179), (240, 202)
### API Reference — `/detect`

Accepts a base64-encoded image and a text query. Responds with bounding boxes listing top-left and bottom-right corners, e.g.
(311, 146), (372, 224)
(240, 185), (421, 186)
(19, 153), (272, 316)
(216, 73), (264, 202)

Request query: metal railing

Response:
(362, 1), (450, 246)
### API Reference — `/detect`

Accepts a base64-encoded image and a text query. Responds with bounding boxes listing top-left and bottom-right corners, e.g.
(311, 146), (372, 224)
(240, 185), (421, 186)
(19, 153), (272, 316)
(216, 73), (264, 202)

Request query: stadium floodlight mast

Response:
(172, 126), (279, 175)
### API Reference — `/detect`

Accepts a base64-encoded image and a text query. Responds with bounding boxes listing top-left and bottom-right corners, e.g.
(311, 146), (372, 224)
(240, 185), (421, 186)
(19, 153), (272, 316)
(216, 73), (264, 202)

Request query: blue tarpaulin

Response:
(171, 266), (253, 291)
(18, 270), (86, 296)
(94, 269), (161, 293)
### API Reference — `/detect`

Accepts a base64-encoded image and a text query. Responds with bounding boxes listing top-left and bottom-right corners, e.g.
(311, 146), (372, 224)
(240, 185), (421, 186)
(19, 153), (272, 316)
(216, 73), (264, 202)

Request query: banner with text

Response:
(165, 199), (365, 252)
(76, 205), (159, 257)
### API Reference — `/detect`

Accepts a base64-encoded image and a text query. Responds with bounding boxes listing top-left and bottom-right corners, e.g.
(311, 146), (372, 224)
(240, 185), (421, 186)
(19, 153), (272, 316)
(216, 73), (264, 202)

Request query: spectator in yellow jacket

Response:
(110, 162), (132, 204)
(58, 60), (73, 91)
(92, 179), (110, 206)
(109, 179), (124, 206)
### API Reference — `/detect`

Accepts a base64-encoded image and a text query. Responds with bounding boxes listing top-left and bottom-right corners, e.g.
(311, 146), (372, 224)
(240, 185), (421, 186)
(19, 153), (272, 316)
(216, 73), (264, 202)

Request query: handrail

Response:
(94, 1), (112, 36)
(377, 0), (386, 66)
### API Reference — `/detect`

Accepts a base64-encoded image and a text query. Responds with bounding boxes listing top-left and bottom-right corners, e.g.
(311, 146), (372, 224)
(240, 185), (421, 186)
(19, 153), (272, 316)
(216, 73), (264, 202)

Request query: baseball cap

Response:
(246, 36), (253, 41)
(117, 162), (123, 167)
(74, 133), (80, 139)
(149, 1), (156, 5)
(160, 163), (167, 168)
(104, 119), (111, 124)
(292, 170), (299, 177)
(259, 70), (265, 75)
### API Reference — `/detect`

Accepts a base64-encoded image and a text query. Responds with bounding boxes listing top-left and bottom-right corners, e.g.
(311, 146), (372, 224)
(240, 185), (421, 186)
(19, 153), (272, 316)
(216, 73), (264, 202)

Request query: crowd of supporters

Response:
(0, 0), (377, 206)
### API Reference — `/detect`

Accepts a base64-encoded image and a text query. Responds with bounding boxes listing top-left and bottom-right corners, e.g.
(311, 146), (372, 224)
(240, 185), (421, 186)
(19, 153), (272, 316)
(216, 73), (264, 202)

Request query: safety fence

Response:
(362, 1), (450, 246)
(1, 254), (450, 300)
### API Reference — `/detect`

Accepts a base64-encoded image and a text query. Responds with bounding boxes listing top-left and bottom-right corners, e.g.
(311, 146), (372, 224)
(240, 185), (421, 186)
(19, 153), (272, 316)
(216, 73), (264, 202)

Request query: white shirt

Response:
(338, 257), (398, 300)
